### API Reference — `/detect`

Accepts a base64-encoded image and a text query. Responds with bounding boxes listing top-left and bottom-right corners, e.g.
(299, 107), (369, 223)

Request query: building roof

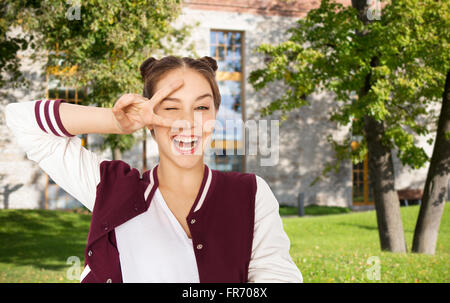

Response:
(183, 0), (352, 18)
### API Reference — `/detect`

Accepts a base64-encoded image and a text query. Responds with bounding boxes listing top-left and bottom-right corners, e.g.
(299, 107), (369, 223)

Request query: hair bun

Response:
(199, 56), (218, 72)
(140, 57), (157, 80)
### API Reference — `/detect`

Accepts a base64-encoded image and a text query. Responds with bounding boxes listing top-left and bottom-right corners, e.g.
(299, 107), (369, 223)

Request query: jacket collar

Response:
(142, 163), (214, 215)
(88, 161), (215, 249)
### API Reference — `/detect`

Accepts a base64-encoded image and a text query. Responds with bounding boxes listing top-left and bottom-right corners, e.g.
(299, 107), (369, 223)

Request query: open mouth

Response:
(171, 135), (200, 155)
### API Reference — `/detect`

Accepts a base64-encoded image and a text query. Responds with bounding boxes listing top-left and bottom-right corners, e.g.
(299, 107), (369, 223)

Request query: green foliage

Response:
(16, 0), (197, 152)
(101, 133), (135, 153)
(248, 0), (449, 176)
(0, 1), (38, 92)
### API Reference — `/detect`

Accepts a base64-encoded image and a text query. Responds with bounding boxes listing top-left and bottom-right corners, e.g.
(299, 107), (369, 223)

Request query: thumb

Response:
(140, 101), (156, 125)
(115, 110), (125, 119)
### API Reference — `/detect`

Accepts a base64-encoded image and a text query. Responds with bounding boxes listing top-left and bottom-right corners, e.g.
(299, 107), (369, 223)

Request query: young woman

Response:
(5, 55), (302, 283)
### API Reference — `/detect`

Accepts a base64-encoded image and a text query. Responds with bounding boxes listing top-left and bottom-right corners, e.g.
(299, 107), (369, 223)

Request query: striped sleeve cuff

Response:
(34, 99), (75, 137)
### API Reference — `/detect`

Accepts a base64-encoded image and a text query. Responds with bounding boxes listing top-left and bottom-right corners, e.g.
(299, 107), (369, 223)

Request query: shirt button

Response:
(190, 219), (196, 224)
(196, 244), (203, 250)
(88, 250), (93, 257)
(106, 278), (112, 283)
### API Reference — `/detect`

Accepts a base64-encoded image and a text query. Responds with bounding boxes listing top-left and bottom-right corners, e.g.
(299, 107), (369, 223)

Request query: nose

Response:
(172, 109), (203, 136)
(180, 110), (195, 128)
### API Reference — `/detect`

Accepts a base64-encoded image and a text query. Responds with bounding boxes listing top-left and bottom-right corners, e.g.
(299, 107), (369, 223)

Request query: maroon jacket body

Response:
(81, 160), (257, 283)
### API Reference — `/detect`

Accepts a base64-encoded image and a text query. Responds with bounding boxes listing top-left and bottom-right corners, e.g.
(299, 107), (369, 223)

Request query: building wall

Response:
(392, 102), (440, 192)
(182, 0), (352, 18)
(0, 27), (49, 209)
(0, 29), (115, 209)
(177, 6), (353, 207)
(245, 88), (353, 207)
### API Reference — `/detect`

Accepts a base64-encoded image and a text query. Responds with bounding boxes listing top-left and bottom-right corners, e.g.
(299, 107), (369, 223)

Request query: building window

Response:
(44, 49), (87, 210)
(351, 144), (374, 205)
(207, 30), (245, 172)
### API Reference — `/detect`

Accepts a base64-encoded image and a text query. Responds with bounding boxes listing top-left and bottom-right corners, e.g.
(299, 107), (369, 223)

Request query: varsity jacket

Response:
(83, 160), (257, 283)
(4, 99), (303, 283)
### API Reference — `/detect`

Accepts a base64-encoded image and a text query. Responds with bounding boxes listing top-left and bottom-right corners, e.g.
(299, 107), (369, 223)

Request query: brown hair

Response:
(140, 56), (221, 137)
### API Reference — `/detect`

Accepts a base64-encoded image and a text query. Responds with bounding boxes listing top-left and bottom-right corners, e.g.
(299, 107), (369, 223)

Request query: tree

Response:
(350, 0), (406, 253)
(353, 0), (450, 255)
(248, 0), (447, 252)
(413, 70), (449, 254)
(15, 0), (197, 158)
(402, 0), (450, 254)
(0, 1), (38, 93)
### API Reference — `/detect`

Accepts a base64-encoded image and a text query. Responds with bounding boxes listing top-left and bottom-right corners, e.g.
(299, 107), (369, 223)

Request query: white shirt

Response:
(115, 187), (200, 282)
(4, 99), (303, 283)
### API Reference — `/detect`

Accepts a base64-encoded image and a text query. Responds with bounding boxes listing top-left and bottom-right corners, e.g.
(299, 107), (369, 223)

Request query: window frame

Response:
(210, 29), (246, 172)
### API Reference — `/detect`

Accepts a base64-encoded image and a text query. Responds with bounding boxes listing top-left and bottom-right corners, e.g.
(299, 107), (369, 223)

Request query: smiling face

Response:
(151, 68), (217, 169)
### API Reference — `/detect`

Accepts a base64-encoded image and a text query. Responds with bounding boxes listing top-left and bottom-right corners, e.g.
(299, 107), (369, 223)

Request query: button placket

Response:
(102, 221), (109, 231)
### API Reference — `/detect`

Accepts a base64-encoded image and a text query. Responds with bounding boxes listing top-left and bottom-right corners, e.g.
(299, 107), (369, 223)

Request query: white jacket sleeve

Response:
(4, 99), (108, 212)
(248, 175), (303, 283)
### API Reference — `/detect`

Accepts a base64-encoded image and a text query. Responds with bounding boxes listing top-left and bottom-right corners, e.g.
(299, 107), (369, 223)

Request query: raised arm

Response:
(248, 175), (303, 283)
(58, 101), (124, 135)
(4, 99), (118, 211)
(4, 81), (191, 211)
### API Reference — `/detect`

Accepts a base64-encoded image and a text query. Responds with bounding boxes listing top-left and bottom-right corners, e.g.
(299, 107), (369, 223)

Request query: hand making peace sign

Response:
(111, 79), (187, 135)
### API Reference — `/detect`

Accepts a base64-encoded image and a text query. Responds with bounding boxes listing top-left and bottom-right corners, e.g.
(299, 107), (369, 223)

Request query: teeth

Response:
(172, 136), (199, 152)
(177, 144), (196, 151)
(173, 136), (198, 143)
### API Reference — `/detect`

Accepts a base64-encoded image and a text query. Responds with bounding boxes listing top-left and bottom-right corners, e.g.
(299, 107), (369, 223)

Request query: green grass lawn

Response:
(0, 209), (91, 283)
(285, 203), (450, 283)
(0, 204), (448, 283)
(279, 204), (352, 216)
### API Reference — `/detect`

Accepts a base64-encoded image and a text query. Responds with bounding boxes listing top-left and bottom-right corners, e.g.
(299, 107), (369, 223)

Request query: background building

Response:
(0, 0), (440, 210)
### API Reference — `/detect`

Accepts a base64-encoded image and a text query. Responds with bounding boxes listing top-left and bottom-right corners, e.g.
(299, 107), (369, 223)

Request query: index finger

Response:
(144, 79), (188, 128)
(149, 79), (184, 108)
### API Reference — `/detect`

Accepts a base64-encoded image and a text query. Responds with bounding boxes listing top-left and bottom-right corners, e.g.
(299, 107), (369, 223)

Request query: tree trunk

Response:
(142, 128), (147, 172)
(353, 0), (407, 253)
(363, 115), (407, 252)
(361, 56), (407, 252)
(112, 147), (122, 161)
(412, 70), (450, 254)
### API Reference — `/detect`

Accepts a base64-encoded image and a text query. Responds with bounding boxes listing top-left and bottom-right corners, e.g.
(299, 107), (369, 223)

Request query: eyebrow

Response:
(162, 93), (213, 103)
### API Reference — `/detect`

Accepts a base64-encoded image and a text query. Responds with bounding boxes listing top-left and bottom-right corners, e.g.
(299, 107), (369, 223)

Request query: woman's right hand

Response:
(111, 79), (186, 134)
